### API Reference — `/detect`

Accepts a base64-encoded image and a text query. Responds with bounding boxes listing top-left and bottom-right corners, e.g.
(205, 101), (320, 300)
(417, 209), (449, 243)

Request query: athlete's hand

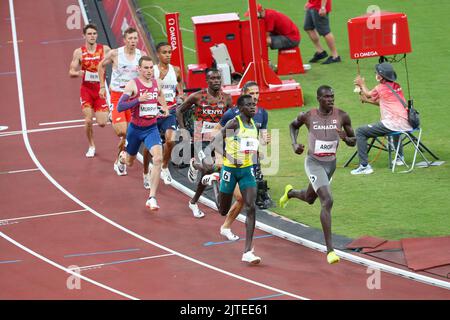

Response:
(292, 143), (304, 155)
(336, 128), (347, 141)
(78, 70), (85, 78)
(99, 87), (106, 99)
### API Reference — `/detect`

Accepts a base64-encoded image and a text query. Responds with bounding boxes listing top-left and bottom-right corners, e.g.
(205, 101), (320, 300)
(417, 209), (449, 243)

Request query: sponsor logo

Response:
(354, 51), (379, 58)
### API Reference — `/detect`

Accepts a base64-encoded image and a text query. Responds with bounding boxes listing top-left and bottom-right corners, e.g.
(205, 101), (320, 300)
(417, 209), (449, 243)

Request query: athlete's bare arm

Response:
(156, 81), (169, 116)
(122, 79), (137, 99)
(174, 66), (185, 99)
(337, 111), (356, 147)
(176, 92), (200, 130)
(209, 118), (239, 166)
(68, 48), (83, 78)
(289, 111), (309, 155)
(98, 48), (118, 98)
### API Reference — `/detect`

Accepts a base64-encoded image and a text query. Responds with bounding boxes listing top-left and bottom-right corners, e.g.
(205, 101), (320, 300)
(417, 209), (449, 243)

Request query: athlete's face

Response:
(139, 60), (154, 80)
(124, 32), (139, 49)
(318, 89), (334, 111)
(239, 97), (256, 118)
(243, 85), (260, 104)
(206, 71), (222, 91)
(158, 45), (172, 65)
(84, 28), (98, 45)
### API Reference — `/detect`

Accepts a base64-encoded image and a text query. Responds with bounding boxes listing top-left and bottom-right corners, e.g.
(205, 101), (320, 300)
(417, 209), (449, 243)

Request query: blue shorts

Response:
(219, 165), (256, 194)
(157, 114), (177, 133)
(126, 123), (162, 156)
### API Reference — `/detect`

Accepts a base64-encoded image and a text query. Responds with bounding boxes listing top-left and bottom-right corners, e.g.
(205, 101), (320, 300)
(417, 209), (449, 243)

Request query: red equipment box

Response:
(186, 64), (207, 90)
(192, 13), (244, 73)
(240, 19), (268, 68)
(347, 11), (411, 59)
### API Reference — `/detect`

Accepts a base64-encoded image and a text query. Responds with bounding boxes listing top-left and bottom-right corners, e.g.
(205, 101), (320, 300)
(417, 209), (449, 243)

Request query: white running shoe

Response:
(189, 201), (205, 218)
(242, 249), (261, 265)
(220, 227), (239, 241)
(392, 157), (405, 166)
(160, 167), (172, 185)
(143, 173), (150, 190)
(201, 172), (220, 186)
(187, 158), (198, 183)
(145, 197), (160, 211)
(114, 151), (127, 176)
(85, 146), (95, 158)
(350, 164), (374, 175)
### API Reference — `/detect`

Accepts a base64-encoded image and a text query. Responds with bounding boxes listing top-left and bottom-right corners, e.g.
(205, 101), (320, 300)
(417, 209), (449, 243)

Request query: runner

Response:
(98, 27), (147, 176)
(69, 24), (111, 158)
(142, 41), (185, 187)
(117, 56), (168, 210)
(176, 68), (232, 218)
(202, 81), (269, 241)
(207, 94), (261, 264)
(279, 85), (356, 264)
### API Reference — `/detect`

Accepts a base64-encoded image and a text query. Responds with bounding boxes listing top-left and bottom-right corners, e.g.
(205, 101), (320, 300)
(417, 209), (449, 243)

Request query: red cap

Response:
(244, 3), (263, 17)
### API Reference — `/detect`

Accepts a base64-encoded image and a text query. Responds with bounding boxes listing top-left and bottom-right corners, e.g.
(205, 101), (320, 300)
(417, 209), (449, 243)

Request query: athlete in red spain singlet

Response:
(69, 24), (111, 158)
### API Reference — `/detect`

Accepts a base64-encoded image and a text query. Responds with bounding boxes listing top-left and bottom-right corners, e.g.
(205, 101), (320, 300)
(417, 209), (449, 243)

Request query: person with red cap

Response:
(245, 4), (301, 50)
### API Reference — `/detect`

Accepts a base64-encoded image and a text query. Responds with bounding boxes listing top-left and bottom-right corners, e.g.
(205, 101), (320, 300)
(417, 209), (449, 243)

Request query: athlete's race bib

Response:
(314, 140), (338, 156)
(239, 138), (259, 153)
(201, 121), (216, 134)
(162, 89), (176, 103)
(139, 103), (159, 118)
(84, 71), (99, 82)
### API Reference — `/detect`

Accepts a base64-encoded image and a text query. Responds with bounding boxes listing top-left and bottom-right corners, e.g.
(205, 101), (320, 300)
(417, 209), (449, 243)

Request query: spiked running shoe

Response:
(279, 184), (293, 208)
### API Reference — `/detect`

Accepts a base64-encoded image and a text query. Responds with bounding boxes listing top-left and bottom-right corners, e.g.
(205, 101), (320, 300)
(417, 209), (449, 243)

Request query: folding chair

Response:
(343, 127), (439, 173)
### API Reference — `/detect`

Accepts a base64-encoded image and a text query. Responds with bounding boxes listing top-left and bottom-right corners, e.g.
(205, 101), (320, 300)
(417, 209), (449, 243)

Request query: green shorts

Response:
(219, 165), (256, 194)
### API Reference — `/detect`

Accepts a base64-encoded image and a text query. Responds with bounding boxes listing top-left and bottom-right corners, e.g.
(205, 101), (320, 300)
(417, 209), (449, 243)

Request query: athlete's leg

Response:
(149, 144), (163, 198)
(82, 107), (95, 148)
(315, 185), (334, 254)
(287, 183), (318, 204)
(163, 128), (176, 169)
(241, 186), (257, 253)
(94, 110), (108, 128)
(221, 185), (243, 229)
(143, 146), (151, 175)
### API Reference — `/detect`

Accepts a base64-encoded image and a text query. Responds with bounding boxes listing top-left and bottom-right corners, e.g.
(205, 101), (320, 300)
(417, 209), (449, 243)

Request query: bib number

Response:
(84, 71), (99, 82)
(163, 89), (176, 103)
(239, 138), (259, 153)
(201, 121), (216, 134)
(139, 103), (159, 118)
(222, 170), (231, 182)
(314, 140), (337, 156)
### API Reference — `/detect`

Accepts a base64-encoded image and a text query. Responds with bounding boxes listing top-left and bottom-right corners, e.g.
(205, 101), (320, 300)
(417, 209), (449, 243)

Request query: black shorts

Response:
(304, 9), (331, 36)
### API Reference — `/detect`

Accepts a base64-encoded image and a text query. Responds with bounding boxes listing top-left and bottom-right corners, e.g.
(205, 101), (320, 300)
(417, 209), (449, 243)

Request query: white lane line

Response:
(0, 122), (109, 138)
(0, 209), (88, 224)
(10, 0), (308, 301)
(0, 125), (9, 131)
(0, 168), (39, 174)
(0, 230), (138, 299)
(69, 253), (175, 271)
(39, 119), (88, 126)
(6, 0), (138, 300)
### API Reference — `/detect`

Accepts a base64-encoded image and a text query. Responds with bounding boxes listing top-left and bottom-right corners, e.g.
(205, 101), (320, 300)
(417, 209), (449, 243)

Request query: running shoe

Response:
(350, 164), (374, 175)
(187, 158), (198, 183)
(189, 201), (205, 218)
(145, 197), (160, 211)
(201, 172), (220, 186)
(309, 50), (328, 63)
(143, 173), (150, 190)
(160, 167), (173, 185)
(242, 248), (261, 265)
(220, 227), (239, 241)
(327, 251), (340, 264)
(279, 184), (293, 208)
(85, 146), (95, 158)
(113, 151), (127, 176)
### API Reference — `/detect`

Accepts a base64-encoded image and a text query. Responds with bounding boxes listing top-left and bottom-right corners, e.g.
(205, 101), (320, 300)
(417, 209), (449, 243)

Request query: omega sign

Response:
(353, 51), (379, 58)
(168, 18), (178, 51)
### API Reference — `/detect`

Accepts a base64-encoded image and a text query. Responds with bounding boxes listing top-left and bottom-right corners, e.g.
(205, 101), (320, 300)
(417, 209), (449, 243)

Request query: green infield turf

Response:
(137, 0), (450, 240)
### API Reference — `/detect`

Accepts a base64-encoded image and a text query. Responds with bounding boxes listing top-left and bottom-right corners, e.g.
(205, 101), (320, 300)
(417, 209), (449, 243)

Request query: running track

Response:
(1, 0), (449, 300)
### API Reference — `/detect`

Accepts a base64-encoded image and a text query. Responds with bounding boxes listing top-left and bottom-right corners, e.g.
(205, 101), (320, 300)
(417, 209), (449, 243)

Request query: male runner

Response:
(98, 27), (147, 176)
(142, 41), (184, 187)
(69, 24), (111, 157)
(176, 68), (232, 218)
(117, 56), (168, 210)
(279, 85), (356, 264)
(203, 81), (269, 241)
(208, 94), (261, 264)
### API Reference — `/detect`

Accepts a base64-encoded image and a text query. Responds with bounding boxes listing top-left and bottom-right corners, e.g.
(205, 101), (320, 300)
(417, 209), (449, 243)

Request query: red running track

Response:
(0, 0), (449, 300)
